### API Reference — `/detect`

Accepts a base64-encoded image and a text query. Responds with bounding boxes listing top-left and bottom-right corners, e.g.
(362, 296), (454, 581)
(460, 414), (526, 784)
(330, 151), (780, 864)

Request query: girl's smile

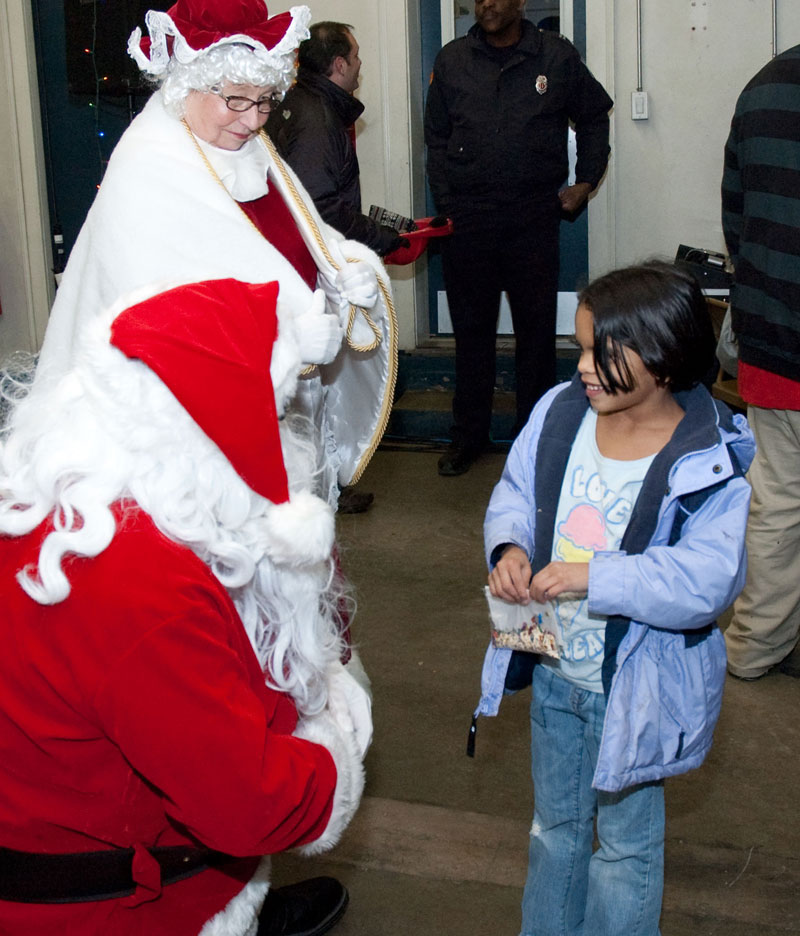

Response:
(575, 304), (666, 418)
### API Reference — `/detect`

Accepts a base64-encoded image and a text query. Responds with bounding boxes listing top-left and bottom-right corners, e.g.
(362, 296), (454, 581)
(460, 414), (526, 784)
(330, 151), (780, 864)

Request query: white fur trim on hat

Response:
(261, 490), (334, 567)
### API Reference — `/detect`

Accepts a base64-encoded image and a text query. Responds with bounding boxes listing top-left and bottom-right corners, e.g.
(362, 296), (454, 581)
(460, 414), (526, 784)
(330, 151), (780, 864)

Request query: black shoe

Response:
(777, 657), (800, 678)
(258, 877), (348, 936)
(437, 442), (483, 477)
(776, 644), (800, 678)
(337, 486), (374, 514)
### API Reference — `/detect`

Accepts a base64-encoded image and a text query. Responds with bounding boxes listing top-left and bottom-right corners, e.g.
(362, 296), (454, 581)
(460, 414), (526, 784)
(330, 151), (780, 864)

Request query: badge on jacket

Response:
(536, 75), (548, 95)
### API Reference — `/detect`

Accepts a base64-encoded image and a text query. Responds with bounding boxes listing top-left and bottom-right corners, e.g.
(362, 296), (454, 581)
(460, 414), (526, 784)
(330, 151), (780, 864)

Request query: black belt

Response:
(0, 844), (230, 904)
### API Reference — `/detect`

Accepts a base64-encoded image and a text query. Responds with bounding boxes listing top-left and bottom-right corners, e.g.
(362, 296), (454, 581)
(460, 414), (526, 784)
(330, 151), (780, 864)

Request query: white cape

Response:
(36, 91), (397, 490)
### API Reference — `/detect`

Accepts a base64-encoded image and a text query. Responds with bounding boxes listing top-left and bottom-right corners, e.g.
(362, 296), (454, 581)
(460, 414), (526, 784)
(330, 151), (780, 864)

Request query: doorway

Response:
(418, 0), (589, 339)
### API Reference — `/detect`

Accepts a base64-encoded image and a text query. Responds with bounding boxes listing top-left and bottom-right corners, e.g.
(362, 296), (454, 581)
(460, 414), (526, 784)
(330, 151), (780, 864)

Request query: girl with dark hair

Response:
(477, 263), (754, 935)
(580, 262), (717, 395)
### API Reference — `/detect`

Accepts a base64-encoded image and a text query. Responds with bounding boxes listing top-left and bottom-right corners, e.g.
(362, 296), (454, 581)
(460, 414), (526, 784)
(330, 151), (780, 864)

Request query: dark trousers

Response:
(440, 211), (561, 446)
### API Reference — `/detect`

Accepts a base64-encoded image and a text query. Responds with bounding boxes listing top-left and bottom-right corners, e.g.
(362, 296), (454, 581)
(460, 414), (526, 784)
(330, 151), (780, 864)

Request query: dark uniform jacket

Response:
(267, 69), (400, 256)
(424, 20), (613, 230)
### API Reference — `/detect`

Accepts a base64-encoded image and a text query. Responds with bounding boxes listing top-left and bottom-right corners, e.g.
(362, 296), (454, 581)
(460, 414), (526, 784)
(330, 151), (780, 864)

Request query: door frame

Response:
(0, 0), (53, 353)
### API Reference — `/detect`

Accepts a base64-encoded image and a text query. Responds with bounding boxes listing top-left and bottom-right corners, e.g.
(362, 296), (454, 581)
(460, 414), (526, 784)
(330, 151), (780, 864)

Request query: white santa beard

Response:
(2, 329), (344, 717)
(227, 414), (345, 716)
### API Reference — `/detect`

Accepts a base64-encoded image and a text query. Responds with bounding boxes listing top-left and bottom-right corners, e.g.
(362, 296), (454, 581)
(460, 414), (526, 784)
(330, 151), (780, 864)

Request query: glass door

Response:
(420, 0), (588, 338)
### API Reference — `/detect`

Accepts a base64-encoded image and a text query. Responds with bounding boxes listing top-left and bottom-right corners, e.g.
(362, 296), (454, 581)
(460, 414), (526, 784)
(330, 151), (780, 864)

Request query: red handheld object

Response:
(383, 216), (454, 265)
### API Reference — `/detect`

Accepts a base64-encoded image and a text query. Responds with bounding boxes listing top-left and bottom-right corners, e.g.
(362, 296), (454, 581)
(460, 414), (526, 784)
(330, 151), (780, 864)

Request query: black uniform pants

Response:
(440, 209), (561, 447)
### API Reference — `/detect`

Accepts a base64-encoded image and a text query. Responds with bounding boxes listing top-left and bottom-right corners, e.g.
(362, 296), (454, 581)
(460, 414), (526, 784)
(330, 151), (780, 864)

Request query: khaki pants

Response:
(725, 406), (800, 677)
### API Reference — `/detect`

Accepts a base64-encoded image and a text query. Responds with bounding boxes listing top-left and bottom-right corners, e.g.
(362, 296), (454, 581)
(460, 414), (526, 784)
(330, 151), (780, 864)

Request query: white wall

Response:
(603, 0), (800, 273)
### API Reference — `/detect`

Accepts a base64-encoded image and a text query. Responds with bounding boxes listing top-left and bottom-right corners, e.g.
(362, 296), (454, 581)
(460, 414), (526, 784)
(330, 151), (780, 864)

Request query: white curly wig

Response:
(0, 296), (347, 717)
(159, 43), (295, 117)
(129, 5), (312, 117)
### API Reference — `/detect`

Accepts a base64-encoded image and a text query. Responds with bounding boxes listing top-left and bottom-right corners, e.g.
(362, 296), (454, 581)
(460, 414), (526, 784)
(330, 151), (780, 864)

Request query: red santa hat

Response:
(128, 0), (311, 77)
(109, 278), (334, 567)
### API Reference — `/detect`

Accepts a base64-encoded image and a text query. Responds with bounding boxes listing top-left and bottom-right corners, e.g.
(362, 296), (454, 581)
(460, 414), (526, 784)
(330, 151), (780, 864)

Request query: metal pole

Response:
(772, 0), (778, 57)
(636, 0), (643, 91)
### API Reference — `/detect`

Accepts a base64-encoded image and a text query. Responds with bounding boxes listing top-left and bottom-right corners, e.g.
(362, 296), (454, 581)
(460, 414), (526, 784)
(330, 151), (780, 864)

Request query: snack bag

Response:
(485, 587), (562, 659)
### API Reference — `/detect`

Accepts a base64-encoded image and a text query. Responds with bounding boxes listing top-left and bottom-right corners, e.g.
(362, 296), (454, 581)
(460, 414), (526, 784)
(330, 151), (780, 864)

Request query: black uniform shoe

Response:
(257, 877), (349, 936)
(337, 486), (375, 514)
(437, 441), (484, 477)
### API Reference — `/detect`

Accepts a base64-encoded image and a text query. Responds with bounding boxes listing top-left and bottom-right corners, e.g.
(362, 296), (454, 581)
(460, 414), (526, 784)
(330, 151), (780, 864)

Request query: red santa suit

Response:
(0, 279), (367, 934)
(1, 3), (377, 924)
(0, 504), (347, 935)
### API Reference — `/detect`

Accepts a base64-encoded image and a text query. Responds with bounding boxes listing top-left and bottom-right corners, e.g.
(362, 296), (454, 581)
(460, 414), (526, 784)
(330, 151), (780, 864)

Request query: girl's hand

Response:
(530, 562), (589, 603)
(488, 545), (533, 605)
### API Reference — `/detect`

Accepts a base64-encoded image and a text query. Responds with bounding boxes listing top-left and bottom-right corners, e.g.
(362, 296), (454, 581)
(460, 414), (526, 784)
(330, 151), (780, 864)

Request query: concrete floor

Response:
(273, 447), (800, 935)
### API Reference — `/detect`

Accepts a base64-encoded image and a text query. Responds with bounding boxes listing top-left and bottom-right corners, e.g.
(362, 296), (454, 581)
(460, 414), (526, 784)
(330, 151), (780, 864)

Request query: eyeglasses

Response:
(209, 87), (281, 114)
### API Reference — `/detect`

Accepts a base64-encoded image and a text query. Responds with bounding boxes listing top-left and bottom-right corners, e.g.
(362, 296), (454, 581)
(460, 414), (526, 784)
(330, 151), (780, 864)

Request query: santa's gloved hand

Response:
(291, 289), (343, 365)
(326, 660), (373, 759)
(318, 262), (378, 325)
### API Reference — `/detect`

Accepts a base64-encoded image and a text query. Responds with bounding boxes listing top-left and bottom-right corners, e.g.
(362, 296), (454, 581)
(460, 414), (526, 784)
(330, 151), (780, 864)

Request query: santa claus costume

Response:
(0, 277), (371, 934)
(0, 10), (397, 925)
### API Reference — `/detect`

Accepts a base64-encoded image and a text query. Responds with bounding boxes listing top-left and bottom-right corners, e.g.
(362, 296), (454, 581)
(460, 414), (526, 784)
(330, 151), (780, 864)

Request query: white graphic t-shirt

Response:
(544, 409), (655, 692)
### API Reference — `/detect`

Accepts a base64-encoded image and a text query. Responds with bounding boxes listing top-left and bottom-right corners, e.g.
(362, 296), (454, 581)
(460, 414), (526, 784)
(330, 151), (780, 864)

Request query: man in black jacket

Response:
(266, 21), (403, 257)
(268, 21), (398, 514)
(425, 0), (612, 476)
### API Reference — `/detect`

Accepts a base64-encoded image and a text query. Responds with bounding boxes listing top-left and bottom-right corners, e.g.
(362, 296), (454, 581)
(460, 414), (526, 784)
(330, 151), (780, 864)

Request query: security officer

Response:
(425, 0), (612, 476)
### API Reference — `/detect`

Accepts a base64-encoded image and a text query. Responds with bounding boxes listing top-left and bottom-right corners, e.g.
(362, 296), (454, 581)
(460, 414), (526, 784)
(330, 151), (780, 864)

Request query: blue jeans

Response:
(521, 664), (664, 936)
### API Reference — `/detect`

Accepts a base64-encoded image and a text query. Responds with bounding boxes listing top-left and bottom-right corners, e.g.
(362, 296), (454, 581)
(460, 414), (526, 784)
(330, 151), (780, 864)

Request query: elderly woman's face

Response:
(184, 83), (275, 150)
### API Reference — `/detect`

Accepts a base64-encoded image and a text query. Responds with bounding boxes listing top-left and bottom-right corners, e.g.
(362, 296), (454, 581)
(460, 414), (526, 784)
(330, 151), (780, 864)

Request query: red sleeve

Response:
(93, 602), (337, 856)
(737, 361), (800, 409)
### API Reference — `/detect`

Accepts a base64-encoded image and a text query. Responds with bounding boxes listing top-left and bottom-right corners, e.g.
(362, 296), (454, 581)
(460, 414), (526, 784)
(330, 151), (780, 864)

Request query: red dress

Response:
(0, 503), (337, 934)
(239, 186), (318, 290)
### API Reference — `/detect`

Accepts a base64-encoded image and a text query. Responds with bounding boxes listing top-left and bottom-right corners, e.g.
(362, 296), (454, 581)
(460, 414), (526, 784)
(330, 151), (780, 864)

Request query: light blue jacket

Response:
(476, 376), (755, 792)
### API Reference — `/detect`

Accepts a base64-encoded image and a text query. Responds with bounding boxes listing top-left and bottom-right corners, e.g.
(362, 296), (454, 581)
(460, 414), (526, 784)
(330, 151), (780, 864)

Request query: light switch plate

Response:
(631, 90), (649, 120)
